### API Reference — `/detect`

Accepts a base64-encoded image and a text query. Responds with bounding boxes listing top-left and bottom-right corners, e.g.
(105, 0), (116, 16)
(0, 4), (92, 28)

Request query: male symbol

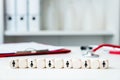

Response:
(66, 61), (69, 67)
(102, 61), (106, 68)
(12, 60), (15, 67)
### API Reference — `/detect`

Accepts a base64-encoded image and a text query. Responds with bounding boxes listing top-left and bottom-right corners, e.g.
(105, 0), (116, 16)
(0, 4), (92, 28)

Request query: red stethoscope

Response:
(83, 44), (120, 58)
(93, 44), (120, 55)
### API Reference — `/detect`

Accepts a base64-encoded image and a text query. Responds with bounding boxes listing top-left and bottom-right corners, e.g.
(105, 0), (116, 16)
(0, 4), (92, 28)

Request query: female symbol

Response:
(85, 61), (88, 68)
(48, 60), (52, 67)
(30, 61), (33, 67)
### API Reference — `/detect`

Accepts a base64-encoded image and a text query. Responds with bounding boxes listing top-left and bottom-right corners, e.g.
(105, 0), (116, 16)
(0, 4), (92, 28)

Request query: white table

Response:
(0, 47), (120, 80)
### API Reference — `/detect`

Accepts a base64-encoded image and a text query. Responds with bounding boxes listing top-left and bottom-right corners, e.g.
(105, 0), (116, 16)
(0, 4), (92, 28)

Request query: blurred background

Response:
(0, 0), (119, 46)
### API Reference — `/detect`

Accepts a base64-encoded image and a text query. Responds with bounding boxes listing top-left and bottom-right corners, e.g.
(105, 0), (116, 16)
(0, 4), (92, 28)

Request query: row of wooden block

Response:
(10, 58), (109, 69)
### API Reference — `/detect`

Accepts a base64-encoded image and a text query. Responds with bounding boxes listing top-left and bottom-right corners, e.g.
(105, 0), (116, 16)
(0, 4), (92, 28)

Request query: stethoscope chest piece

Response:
(82, 51), (99, 58)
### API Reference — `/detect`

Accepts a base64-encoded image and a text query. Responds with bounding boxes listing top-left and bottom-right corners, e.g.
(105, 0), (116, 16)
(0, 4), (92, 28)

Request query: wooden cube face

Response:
(28, 59), (37, 68)
(100, 60), (109, 69)
(64, 59), (72, 68)
(19, 59), (28, 68)
(54, 58), (64, 69)
(82, 59), (91, 69)
(46, 59), (55, 68)
(37, 58), (46, 69)
(72, 59), (82, 69)
(10, 59), (19, 68)
(91, 60), (100, 69)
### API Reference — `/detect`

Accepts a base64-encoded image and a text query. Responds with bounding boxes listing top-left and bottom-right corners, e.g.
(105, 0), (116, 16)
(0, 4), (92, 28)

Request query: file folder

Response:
(0, 42), (71, 58)
(28, 0), (40, 32)
(5, 0), (16, 31)
(16, 0), (28, 32)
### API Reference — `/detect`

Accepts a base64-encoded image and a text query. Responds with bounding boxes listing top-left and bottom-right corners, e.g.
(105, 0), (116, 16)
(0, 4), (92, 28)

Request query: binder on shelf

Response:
(5, 0), (16, 32)
(45, 0), (56, 30)
(16, 0), (28, 32)
(28, 0), (40, 32)
(0, 42), (71, 58)
(62, 0), (74, 31)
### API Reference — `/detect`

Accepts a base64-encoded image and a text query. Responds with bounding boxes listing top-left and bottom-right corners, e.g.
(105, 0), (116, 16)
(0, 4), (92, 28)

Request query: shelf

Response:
(5, 30), (114, 36)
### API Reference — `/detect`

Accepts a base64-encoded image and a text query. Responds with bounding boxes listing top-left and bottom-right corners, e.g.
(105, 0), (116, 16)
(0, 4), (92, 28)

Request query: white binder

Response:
(62, 0), (74, 31)
(16, 0), (28, 32)
(28, 0), (40, 32)
(5, 0), (16, 32)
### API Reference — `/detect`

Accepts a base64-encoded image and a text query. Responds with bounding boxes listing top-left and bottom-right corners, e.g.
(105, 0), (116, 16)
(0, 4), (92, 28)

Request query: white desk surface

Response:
(0, 47), (120, 80)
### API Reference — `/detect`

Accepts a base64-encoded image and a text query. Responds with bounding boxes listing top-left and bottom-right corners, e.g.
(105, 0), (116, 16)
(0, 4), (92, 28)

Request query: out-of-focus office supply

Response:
(0, 42), (70, 57)
(82, 51), (99, 58)
(80, 45), (99, 58)
(5, 0), (16, 31)
(80, 44), (120, 57)
(16, 0), (28, 32)
(93, 44), (120, 55)
(28, 0), (40, 32)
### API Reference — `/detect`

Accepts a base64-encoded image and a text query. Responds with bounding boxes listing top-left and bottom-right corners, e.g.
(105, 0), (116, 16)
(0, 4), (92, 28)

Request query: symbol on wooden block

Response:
(12, 60), (15, 67)
(102, 61), (106, 68)
(30, 61), (33, 67)
(85, 61), (88, 68)
(64, 59), (72, 68)
(10, 59), (19, 68)
(66, 61), (69, 67)
(46, 59), (54, 68)
(28, 59), (37, 68)
(100, 60), (109, 69)
(82, 59), (90, 69)
(48, 60), (52, 67)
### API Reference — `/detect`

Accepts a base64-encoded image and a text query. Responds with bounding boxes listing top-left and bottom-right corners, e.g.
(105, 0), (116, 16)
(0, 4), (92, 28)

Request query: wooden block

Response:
(72, 59), (82, 69)
(28, 59), (37, 68)
(37, 58), (46, 69)
(54, 58), (64, 69)
(82, 59), (91, 69)
(64, 59), (72, 69)
(46, 58), (55, 69)
(19, 59), (28, 68)
(91, 60), (100, 69)
(10, 59), (19, 69)
(100, 59), (109, 69)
